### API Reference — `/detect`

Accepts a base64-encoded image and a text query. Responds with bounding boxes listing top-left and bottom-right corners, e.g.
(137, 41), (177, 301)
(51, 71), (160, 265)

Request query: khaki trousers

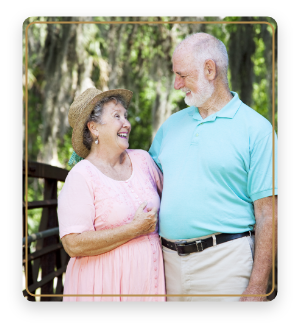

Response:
(162, 234), (255, 302)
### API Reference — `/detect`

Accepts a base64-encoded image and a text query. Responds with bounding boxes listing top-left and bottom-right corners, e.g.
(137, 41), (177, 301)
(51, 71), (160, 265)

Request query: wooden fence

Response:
(23, 161), (70, 301)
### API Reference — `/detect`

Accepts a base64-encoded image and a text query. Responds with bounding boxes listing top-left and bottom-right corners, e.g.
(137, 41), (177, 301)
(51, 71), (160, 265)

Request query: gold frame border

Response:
(24, 18), (277, 299)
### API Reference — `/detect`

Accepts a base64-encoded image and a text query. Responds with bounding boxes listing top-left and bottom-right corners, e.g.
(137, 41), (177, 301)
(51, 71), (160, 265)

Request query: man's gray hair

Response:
(175, 33), (229, 84)
(83, 95), (127, 150)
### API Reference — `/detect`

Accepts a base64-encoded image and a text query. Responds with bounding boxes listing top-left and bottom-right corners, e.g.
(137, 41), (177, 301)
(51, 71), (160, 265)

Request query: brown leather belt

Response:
(161, 231), (254, 256)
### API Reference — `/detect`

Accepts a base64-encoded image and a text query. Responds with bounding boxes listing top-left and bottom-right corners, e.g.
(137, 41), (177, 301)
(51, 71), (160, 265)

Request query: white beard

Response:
(182, 74), (215, 107)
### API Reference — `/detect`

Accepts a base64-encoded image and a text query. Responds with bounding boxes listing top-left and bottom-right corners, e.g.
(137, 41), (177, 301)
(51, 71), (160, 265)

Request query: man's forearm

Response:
(249, 216), (276, 291)
(243, 196), (277, 299)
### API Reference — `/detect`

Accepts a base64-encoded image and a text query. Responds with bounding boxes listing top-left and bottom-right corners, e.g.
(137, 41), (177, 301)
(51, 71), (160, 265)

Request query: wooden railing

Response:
(23, 161), (70, 301)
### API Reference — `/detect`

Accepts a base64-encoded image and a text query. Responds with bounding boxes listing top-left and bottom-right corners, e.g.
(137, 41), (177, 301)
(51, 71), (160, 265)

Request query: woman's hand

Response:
(130, 202), (158, 236)
(61, 201), (158, 258)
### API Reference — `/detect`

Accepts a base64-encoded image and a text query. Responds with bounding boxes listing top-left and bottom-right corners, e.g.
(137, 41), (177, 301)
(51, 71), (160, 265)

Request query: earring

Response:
(95, 137), (99, 144)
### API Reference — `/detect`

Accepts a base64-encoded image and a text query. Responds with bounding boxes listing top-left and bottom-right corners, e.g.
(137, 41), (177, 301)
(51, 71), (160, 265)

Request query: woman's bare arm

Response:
(61, 202), (157, 257)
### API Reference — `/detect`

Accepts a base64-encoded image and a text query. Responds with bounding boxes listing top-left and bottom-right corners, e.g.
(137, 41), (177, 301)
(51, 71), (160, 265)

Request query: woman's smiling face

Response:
(97, 100), (131, 151)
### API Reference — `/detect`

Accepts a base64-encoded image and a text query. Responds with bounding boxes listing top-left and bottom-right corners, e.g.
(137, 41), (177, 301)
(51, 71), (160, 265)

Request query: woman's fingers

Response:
(137, 201), (148, 213)
(132, 201), (158, 235)
(145, 203), (158, 214)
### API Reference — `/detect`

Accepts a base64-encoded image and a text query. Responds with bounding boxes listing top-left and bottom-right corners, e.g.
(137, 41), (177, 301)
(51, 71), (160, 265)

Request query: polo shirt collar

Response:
(189, 91), (242, 122)
(215, 91), (241, 119)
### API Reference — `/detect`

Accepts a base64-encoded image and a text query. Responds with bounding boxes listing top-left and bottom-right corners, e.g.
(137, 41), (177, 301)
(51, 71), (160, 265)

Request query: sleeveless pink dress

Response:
(58, 149), (166, 301)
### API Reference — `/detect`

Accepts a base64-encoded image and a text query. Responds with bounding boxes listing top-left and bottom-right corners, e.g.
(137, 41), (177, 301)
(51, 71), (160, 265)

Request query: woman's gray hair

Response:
(83, 95), (127, 150)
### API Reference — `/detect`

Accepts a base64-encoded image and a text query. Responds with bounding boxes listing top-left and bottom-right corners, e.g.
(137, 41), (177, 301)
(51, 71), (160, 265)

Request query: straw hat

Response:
(68, 87), (133, 158)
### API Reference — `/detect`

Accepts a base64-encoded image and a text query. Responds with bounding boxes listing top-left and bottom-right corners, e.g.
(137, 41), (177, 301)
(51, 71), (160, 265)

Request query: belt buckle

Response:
(196, 240), (204, 252)
(174, 240), (190, 256)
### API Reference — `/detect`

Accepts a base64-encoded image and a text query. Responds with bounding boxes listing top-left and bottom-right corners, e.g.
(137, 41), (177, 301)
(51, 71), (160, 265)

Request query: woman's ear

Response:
(87, 121), (98, 138)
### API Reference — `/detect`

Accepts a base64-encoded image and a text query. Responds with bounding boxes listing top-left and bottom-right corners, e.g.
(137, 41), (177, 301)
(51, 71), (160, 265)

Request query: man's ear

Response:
(204, 59), (217, 81)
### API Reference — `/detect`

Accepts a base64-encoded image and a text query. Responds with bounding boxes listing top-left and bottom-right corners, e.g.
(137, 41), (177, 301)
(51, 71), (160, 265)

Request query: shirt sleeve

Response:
(248, 131), (278, 201)
(148, 125), (164, 173)
(146, 152), (164, 198)
(57, 169), (96, 238)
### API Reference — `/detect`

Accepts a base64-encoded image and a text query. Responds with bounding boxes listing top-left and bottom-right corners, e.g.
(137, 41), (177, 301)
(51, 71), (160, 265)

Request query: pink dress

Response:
(58, 149), (166, 301)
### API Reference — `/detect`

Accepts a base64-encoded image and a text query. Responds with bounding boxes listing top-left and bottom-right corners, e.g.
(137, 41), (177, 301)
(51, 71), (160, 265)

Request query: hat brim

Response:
(71, 89), (133, 158)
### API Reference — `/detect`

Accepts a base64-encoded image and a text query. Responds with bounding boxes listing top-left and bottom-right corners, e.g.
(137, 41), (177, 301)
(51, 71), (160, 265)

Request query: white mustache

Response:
(180, 88), (191, 93)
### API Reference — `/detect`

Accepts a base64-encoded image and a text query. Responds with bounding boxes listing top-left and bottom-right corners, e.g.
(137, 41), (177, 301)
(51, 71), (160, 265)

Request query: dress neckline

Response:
(83, 150), (134, 183)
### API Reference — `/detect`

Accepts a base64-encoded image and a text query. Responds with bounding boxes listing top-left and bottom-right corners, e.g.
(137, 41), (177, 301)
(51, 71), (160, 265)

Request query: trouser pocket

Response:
(246, 235), (255, 260)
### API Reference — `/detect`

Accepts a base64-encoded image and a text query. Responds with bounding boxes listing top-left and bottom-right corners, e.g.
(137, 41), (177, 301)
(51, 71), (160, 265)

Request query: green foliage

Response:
(128, 84), (154, 151)
(25, 17), (277, 165)
(57, 127), (74, 170)
(24, 17), (278, 235)
(252, 30), (269, 120)
(224, 17), (277, 127)
(26, 178), (43, 235)
(27, 208), (42, 236)
(252, 19), (277, 129)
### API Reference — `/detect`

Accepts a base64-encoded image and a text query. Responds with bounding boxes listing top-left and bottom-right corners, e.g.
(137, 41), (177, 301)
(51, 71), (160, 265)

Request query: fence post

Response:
(39, 178), (59, 301)
(23, 172), (35, 301)
(22, 174), (25, 238)
(25, 244), (36, 301)
(23, 161), (69, 301)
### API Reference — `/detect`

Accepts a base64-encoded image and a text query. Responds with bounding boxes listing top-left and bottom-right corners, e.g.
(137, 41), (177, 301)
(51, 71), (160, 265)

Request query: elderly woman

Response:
(58, 88), (165, 301)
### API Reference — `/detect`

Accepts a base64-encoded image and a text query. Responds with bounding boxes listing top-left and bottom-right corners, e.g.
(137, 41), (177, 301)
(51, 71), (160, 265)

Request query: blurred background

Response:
(23, 16), (277, 231)
(22, 16), (277, 301)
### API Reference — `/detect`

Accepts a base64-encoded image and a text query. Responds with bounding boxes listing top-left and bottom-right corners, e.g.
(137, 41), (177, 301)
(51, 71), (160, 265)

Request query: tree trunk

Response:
(151, 76), (173, 139)
(261, 22), (276, 124)
(228, 17), (256, 107)
(107, 21), (125, 90)
(39, 18), (78, 165)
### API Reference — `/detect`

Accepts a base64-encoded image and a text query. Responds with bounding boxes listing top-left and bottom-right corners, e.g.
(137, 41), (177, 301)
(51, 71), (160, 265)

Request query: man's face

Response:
(172, 50), (214, 107)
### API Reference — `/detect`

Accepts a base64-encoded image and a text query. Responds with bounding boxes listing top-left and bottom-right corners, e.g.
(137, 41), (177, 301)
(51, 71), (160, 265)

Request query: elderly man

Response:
(149, 33), (277, 302)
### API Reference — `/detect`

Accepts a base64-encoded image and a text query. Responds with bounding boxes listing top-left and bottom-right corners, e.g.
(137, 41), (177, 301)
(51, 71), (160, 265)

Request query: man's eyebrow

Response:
(175, 71), (187, 76)
(171, 68), (180, 74)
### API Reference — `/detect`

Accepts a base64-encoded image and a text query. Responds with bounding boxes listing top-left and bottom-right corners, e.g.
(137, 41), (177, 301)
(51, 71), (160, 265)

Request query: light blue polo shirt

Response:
(149, 92), (278, 240)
